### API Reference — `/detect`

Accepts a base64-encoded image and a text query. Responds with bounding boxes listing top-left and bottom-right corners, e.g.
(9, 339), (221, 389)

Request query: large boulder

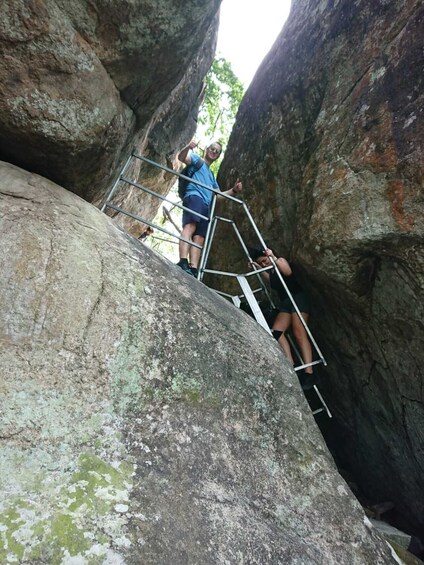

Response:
(0, 0), (220, 204)
(216, 0), (424, 534)
(0, 161), (398, 563)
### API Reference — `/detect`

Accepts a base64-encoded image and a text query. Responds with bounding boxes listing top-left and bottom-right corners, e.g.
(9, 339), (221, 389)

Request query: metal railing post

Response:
(231, 221), (276, 309)
(100, 150), (327, 373)
(241, 203), (326, 366)
(100, 153), (134, 212)
(198, 195), (217, 279)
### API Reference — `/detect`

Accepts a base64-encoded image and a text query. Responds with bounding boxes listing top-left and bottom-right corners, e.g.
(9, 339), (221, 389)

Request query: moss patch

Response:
(110, 321), (148, 415)
(0, 452), (134, 563)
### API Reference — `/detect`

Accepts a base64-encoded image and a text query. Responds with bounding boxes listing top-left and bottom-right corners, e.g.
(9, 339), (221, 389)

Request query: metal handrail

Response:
(105, 203), (202, 249)
(119, 176), (209, 221)
(100, 151), (327, 370)
(132, 153), (244, 205)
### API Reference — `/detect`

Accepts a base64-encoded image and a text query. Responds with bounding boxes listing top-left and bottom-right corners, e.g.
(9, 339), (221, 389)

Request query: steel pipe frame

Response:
(105, 203), (202, 249)
(202, 268), (241, 277)
(240, 202), (327, 366)
(120, 177), (209, 221)
(232, 222), (277, 309)
(150, 235), (179, 245)
(197, 196), (218, 279)
(200, 215), (276, 310)
(100, 153), (133, 212)
(132, 153), (243, 205)
(199, 201), (326, 367)
(101, 152), (326, 368)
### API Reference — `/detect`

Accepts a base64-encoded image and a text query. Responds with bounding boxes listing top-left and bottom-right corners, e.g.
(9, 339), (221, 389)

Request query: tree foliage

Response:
(198, 57), (244, 170)
(150, 56), (244, 258)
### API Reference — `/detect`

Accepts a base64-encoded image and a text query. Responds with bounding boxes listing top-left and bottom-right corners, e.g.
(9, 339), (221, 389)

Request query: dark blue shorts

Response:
(279, 292), (311, 314)
(182, 195), (210, 237)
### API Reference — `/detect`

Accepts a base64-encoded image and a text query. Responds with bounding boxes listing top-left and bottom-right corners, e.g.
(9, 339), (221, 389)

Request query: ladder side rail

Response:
(268, 262), (327, 367)
(312, 386), (332, 418)
(208, 286), (265, 301)
(117, 177), (209, 221)
(236, 275), (272, 335)
(133, 153), (244, 205)
(100, 153), (134, 212)
(286, 333), (323, 371)
(202, 264), (273, 278)
(211, 216), (235, 224)
(287, 332), (304, 368)
(287, 333), (329, 417)
(231, 296), (241, 308)
(240, 200), (327, 366)
(237, 277), (331, 418)
(210, 288), (240, 299)
(231, 221), (277, 310)
(286, 333), (322, 372)
(243, 265), (274, 277)
(214, 276), (331, 418)
(150, 235), (180, 245)
(105, 204), (202, 249)
(241, 201), (270, 251)
(202, 268), (241, 277)
(198, 196), (218, 279)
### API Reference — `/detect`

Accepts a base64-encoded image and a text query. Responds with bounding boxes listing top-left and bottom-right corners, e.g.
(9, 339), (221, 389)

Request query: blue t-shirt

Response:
(185, 153), (219, 205)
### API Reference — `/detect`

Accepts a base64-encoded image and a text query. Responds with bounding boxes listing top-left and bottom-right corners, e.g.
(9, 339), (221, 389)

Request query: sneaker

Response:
(176, 259), (194, 277)
(190, 266), (199, 278)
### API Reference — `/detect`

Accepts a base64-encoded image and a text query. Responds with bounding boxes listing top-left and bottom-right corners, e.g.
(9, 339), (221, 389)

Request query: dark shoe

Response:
(176, 260), (194, 277)
(298, 370), (315, 390)
(190, 267), (199, 278)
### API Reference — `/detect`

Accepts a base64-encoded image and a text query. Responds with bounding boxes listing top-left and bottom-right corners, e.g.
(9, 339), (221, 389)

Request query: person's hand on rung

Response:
(232, 178), (242, 193)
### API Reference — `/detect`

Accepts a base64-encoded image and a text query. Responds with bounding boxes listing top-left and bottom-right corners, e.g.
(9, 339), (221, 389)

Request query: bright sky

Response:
(216, 0), (292, 87)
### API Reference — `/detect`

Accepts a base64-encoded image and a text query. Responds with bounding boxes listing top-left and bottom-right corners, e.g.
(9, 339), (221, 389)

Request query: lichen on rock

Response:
(0, 162), (398, 563)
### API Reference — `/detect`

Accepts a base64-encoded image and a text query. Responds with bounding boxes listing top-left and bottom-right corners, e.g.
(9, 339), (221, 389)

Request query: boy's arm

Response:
(178, 140), (198, 165)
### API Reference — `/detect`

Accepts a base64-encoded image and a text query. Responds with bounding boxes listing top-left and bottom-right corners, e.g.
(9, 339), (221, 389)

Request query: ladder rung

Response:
(294, 360), (324, 371)
(101, 151), (330, 418)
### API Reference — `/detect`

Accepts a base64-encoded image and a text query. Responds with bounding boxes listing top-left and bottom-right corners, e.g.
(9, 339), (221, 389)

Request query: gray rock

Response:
(370, 519), (411, 550)
(0, 161), (398, 563)
(0, 0), (220, 204)
(216, 0), (424, 533)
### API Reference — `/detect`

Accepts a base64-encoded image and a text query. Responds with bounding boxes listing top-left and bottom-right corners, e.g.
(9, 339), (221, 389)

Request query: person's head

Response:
(248, 247), (270, 268)
(205, 141), (222, 161)
(257, 254), (271, 268)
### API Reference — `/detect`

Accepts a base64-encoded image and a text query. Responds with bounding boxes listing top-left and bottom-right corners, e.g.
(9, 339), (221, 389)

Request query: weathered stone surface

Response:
(0, 161), (398, 563)
(371, 519), (411, 550)
(216, 0), (424, 534)
(0, 0), (220, 205)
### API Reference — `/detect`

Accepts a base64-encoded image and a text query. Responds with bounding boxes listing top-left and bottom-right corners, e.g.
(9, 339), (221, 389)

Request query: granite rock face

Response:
(0, 161), (399, 564)
(0, 0), (220, 205)
(216, 0), (424, 534)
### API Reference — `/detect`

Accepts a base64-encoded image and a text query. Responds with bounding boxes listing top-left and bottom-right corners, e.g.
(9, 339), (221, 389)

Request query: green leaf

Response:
(198, 57), (245, 152)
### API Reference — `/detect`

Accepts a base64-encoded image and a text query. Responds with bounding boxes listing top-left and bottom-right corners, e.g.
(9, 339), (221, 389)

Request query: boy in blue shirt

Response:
(177, 140), (242, 277)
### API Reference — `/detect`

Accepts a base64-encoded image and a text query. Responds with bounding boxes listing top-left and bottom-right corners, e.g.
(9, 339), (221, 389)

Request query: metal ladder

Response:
(101, 151), (332, 418)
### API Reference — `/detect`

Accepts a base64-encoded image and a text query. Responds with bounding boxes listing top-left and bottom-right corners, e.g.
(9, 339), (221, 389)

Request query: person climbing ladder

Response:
(248, 247), (315, 389)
